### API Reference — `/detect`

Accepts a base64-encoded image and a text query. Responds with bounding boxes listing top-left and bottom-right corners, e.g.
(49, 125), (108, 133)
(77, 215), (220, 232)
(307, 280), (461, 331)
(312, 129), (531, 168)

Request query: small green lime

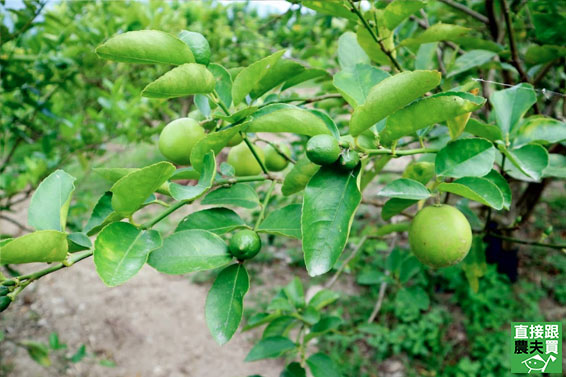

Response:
(226, 133), (243, 147)
(0, 286), (9, 296)
(264, 144), (291, 172)
(229, 230), (262, 260)
(0, 296), (11, 312)
(337, 150), (360, 170)
(227, 142), (265, 176)
(306, 134), (341, 166)
(409, 205), (472, 268)
(178, 30), (211, 66)
(158, 118), (205, 165)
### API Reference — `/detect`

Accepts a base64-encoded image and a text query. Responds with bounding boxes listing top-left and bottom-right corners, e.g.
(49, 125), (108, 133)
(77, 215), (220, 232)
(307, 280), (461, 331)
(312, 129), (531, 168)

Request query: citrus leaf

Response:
(281, 68), (330, 91)
(148, 229), (232, 274)
(307, 353), (340, 377)
(435, 138), (495, 178)
(95, 30), (194, 65)
(301, 0), (357, 21)
(202, 183), (260, 209)
(513, 116), (566, 146)
(483, 170), (512, 210)
(349, 70), (441, 136)
(399, 23), (471, 46)
(250, 59), (305, 99)
(94, 222), (161, 287)
(447, 50), (497, 77)
(83, 192), (122, 236)
(257, 204), (302, 239)
(308, 289), (340, 310)
(93, 167), (138, 184)
(489, 83), (536, 136)
(282, 156), (320, 196)
(378, 178), (431, 200)
(500, 143), (549, 181)
(543, 154), (566, 179)
(28, 169), (76, 232)
(281, 362), (306, 377)
(208, 63), (232, 108)
(178, 30), (210, 66)
(247, 104), (332, 136)
(170, 152), (216, 201)
(302, 166), (362, 276)
(333, 63), (390, 107)
(382, 198), (417, 221)
(244, 336), (296, 362)
(176, 208), (246, 235)
(0, 230), (67, 264)
(464, 118), (503, 141)
(142, 63), (215, 98)
(337, 31), (369, 70)
(438, 177), (504, 209)
(206, 264), (250, 345)
(383, 0), (427, 30)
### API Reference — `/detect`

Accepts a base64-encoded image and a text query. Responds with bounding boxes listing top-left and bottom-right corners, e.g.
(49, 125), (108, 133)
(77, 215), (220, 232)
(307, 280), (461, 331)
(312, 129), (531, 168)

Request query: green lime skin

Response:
(158, 118), (205, 165)
(229, 230), (262, 260)
(226, 133), (243, 147)
(227, 142), (266, 176)
(0, 296), (11, 312)
(264, 144), (291, 172)
(409, 205), (472, 268)
(0, 286), (9, 296)
(306, 134), (341, 166)
(337, 150), (360, 170)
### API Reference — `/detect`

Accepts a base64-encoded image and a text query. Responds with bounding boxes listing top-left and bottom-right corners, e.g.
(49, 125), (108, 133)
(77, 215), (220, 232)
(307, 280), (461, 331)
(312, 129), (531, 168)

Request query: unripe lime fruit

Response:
(0, 296), (11, 312)
(264, 144), (291, 172)
(226, 133), (243, 147)
(158, 118), (205, 165)
(306, 134), (341, 166)
(409, 205), (472, 268)
(229, 230), (262, 260)
(337, 150), (360, 170)
(227, 142), (265, 176)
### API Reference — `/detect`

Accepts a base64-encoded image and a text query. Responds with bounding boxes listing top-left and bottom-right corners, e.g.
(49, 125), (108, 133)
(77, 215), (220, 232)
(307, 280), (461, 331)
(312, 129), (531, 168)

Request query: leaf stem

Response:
(365, 147), (438, 156)
(254, 180), (276, 230)
(241, 133), (269, 175)
(212, 89), (231, 116)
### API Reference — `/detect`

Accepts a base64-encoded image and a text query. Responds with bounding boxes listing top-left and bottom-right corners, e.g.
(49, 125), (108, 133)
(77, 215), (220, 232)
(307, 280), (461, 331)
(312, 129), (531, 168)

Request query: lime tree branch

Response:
(364, 147), (439, 157)
(500, 0), (529, 83)
(255, 136), (296, 164)
(438, 0), (489, 24)
(259, 94), (343, 108)
(347, 0), (402, 72)
(254, 180), (276, 230)
(487, 232), (566, 251)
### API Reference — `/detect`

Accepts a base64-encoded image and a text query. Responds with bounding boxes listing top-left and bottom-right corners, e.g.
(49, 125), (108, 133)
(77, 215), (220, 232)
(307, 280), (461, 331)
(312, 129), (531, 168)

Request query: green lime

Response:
(306, 134), (341, 166)
(409, 205), (472, 268)
(0, 286), (9, 296)
(226, 133), (243, 147)
(158, 118), (205, 165)
(264, 144), (291, 172)
(227, 142), (265, 176)
(337, 150), (360, 170)
(229, 230), (262, 260)
(0, 296), (11, 312)
(178, 30), (211, 66)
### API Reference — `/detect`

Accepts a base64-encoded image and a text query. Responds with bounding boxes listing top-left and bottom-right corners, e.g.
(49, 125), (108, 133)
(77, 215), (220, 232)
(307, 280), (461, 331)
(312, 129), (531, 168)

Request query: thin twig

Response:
(487, 232), (566, 250)
(438, 0), (489, 24)
(368, 236), (397, 323)
(0, 215), (32, 232)
(325, 236), (368, 289)
(501, 0), (529, 83)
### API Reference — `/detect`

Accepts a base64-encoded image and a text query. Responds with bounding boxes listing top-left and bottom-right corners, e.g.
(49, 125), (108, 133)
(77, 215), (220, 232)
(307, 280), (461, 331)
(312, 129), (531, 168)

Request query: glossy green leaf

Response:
(208, 63), (232, 108)
(333, 64), (389, 107)
(513, 116), (566, 146)
(148, 229), (232, 274)
(67, 232), (92, 252)
(382, 198), (417, 221)
(438, 177), (504, 209)
(281, 362), (306, 377)
(402, 161), (435, 185)
(245, 336), (296, 362)
(215, 107), (257, 123)
(232, 50), (285, 105)
(500, 143), (549, 181)
(349, 70), (441, 136)
(176, 208), (245, 235)
(380, 92), (486, 145)
(93, 167), (138, 184)
(281, 68), (330, 91)
(308, 289), (340, 310)
(111, 161), (175, 217)
(415, 42), (438, 70)
(283, 277), (305, 309)
(301, 0), (357, 21)
(464, 119), (503, 141)
(489, 83), (536, 136)
(305, 316), (342, 341)
(282, 156), (320, 196)
(257, 204), (302, 239)
(190, 121), (249, 172)
(307, 353), (340, 377)
(206, 264), (250, 345)
(250, 59), (305, 99)
(202, 183), (259, 209)
(178, 30), (210, 66)
(379, 178), (431, 200)
(95, 30), (194, 65)
(356, 25), (393, 66)
(383, 0), (427, 30)
(543, 154), (566, 179)
(170, 152), (216, 201)
(399, 23), (471, 46)
(435, 138), (495, 178)
(83, 192), (122, 236)
(21, 341), (51, 367)
(28, 169), (76, 232)
(247, 104), (332, 136)
(170, 167), (201, 181)
(142, 63), (215, 98)
(302, 166), (362, 276)
(263, 316), (296, 339)
(447, 50), (497, 77)
(483, 170), (512, 210)
(94, 222), (161, 287)
(337, 31), (369, 69)
(525, 44), (566, 65)
(0, 230), (67, 264)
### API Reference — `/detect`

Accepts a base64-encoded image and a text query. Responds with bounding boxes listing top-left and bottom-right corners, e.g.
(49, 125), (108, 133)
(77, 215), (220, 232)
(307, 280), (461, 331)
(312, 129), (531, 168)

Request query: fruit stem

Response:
(254, 180), (276, 230)
(241, 133), (269, 175)
(211, 90), (231, 116)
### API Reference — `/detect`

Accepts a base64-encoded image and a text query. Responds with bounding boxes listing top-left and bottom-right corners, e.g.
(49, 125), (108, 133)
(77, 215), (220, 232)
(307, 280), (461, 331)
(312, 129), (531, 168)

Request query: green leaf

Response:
(399, 23), (471, 46)
(349, 70), (441, 136)
(95, 30), (194, 65)
(333, 64), (390, 107)
(543, 154), (566, 179)
(83, 192), (122, 236)
(142, 63), (215, 99)
(513, 116), (566, 146)
(382, 198), (417, 221)
(379, 92), (486, 145)
(247, 104), (332, 136)
(93, 167), (137, 184)
(415, 42), (438, 70)
(308, 289), (340, 310)
(464, 118), (503, 141)
(263, 316), (297, 339)
(383, 0), (427, 29)
(337, 31), (369, 69)
(21, 341), (51, 367)
(356, 26), (392, 67)
(301, 0), (357, 21)
(208, 63), (232, 108)
(281, 68), (330, 91)
(257, 204), (302, 239)
(438, 177), (504, 209)
(281, 362), (306, 377)
(0, 230), (67, 264)
(170, 152), (216, 201)
(394, 286), (429, 320)
(67, 232), (92, 252)
(402, 161), (435, 185)
(489, 83), (537, 136)
(28, 169), (76, 231)
(306, 353), (340, 377)
(176, 208), (245, 235)
(170, 167), (201, 181)
(283, 277), (305, 309)
(245, 336), (296, 362)
(310, 109), (340, 139)
(302, 166), (362, 276)
(282, 156), (320, 196)
(111, 162), (175, 217)
(483, 170), (512, 210)
(525, 44), (566, 65)
(94, 222), (161, 287)
(378, 178), (431, 200)
(232, 50), (285, 105)
(148, 229), (232, 275)
(305, 316), (342, 341)
(447, 50), (497, 77)
(206, 264), (250, 345)
(178, 30), (210, 66)
(48, 333), (66, 350)
(190, 121), (249, 172)
(70, 344), (87, 363)
(500, 143), (549, 181)
(250, 59), (305, 99)
(202, 183), (259, 209)
(435, 138), (495, 178)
